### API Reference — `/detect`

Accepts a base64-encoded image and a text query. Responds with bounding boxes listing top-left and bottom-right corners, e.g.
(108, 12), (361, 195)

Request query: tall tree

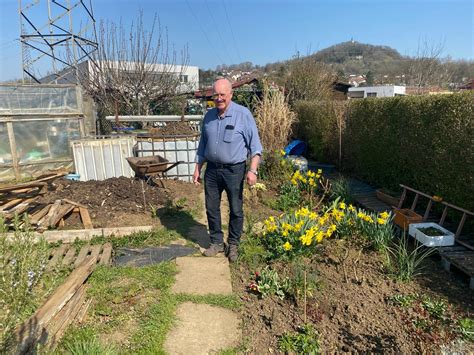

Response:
(77, 12), (189, 116)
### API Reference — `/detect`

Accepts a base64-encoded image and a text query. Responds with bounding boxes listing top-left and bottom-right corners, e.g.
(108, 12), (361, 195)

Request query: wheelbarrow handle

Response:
(162, 161), (184, 173)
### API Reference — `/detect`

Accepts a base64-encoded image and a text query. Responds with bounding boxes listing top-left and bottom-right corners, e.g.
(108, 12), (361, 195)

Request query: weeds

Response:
(387, 236), (435, 282)
(388, 294), (417, 308)
(457, 318), (474, 341)
(279, 323), (320, 354)
(0, 215), (51, 349)
(238, 235), (268, 268)
(421, 297), (448, 320)
(60, 325), (116, 355)
(275, 182), (302, 211)
(248, 266), (290, 300)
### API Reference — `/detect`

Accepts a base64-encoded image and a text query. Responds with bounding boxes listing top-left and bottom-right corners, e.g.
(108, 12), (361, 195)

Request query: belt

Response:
(208, 161), (245, 169)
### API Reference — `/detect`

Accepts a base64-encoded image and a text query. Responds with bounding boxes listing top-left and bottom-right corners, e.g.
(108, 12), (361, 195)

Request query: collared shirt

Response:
(196, 101), (263, 164)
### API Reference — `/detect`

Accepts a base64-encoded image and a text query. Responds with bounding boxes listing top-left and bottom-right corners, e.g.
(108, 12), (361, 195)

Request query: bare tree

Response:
(404, 38), (454, 93)
(279, 54), (337, 104)
(78, 12), (190, 117)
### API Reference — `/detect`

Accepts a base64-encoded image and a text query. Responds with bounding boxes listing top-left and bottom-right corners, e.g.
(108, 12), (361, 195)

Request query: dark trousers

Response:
(204, 161), (246, 246)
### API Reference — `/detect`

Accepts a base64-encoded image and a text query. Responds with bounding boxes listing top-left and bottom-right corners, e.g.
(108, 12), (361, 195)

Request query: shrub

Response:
(0, 215), (50, 349)
(279, 323), (320, 354)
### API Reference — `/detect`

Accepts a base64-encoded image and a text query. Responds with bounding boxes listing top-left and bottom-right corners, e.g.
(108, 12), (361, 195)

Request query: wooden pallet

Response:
(438, 245), (474, 290)
(46, 242), (113, 270)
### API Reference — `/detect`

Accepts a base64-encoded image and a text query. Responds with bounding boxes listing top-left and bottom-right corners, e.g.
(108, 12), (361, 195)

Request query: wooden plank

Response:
(75, 297), (92, 324)
(89, 244), (102, 260)
(6, 197), (38, 217)
(47, 244), (69, 270)
(0, 198), (23, 212)
(79, 207), (93, 229)
(49, 204), (74, 228)
(74, 245), (91, 268)
(0, 173), (65, 193)
(12, 255), (98, 354)
(44, 284), (88, 350)
(99, 243), (113, 265)
(39, 200), (62, 227)
(61, 247), (77, 267)
(29, 204), (52, 225)
(62, 198), (88, 209)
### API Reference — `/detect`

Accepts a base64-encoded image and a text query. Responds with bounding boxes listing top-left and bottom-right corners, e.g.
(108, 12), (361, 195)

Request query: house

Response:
(348, 85), (406, 99)
(41, 60), (200, 93)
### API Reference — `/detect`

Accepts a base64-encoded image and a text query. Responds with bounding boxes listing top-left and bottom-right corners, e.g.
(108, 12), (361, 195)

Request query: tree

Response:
(403, 39), (454, 93)
(277, 55), (336, 104)
(77, 12), (189, 117)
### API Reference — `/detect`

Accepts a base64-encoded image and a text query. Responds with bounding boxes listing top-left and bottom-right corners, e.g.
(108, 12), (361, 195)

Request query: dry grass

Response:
(254, 81), (297, 152)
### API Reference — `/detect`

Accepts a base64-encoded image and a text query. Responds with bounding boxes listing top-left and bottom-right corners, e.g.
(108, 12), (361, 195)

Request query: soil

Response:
(38, 176), (473, 352)
(37, 176), (202, 228)
(147, 120), (197, 137)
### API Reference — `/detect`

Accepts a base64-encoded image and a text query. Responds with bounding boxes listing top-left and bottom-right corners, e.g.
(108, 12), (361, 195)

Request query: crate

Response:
(409, 222), (455, 247)
(393, 208), (422, 230)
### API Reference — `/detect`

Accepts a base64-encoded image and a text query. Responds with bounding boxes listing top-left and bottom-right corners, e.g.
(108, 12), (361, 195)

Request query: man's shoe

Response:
(203, 243), (224, 257)
(227, 244), (239, 263)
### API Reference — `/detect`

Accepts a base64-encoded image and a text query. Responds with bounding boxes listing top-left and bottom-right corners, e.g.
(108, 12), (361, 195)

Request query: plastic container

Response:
(65, 173), (81, 181)
(409, 222), (455, 247)
(71, 136), (135, 181)
(134, 134), (200, 182)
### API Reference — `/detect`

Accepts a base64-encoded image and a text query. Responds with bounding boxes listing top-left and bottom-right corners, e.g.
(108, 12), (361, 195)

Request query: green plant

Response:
(249, 266), (290, 300)
(387, 236), (435, 282)
(279, 323), (320, 354)
(0, 215), (50, 349)
(329, 176), (353, 203)
(275, 181), (302, 211)
(283, 260), (319, 301)
(389, 294), (417, 308)
(421, 297), (448, 320)
(61, 326), (116, 355)
(260, 207), (336, 260)
(238, 235), (268, 268)
(457, 318), (474, 341)
(149, 204), (159, 218)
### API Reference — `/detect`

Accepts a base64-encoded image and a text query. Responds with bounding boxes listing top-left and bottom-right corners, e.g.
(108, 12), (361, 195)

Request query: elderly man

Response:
(193, 78), (262, 262)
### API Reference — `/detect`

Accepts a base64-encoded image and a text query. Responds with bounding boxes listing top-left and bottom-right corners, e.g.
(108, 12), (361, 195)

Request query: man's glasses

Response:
(212, 93), (228, 99)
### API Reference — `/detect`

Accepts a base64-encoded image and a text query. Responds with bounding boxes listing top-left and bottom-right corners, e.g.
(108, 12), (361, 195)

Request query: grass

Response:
(56, 260), (242, 354)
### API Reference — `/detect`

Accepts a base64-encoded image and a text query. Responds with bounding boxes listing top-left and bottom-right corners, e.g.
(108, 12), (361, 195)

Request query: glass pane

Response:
(13, 119), (81, 164)
(0, 85), (80, 115)
(0, 123), (12, 165)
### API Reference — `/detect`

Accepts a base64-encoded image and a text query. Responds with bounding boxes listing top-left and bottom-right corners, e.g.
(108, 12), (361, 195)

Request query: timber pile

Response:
(0, 173), (93, 230)
(11, 243), (113, 353)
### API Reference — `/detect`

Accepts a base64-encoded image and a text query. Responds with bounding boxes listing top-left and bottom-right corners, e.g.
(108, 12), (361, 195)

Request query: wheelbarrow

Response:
(126, 156), (183, 186)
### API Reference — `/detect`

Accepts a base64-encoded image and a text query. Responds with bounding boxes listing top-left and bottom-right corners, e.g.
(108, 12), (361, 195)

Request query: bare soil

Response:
(40, 176), (473, 352)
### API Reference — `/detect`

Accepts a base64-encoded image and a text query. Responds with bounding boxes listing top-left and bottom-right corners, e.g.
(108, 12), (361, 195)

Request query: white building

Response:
(348, 85), (406, 99)
(41, 60), (199, 93)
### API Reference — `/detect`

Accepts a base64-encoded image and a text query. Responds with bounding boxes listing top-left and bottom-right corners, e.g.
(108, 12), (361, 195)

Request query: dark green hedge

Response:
(296, 93), (474, 211)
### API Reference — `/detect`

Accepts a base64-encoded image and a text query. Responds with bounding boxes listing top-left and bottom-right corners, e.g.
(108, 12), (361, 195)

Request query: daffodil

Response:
(280, 149), (286, 156)
(339, 202), (346, 210)
(283, 241), (292, 251)
(379, 211), (389, 219)
(377, 218), (386, 225)
(348, 204), (355, 212)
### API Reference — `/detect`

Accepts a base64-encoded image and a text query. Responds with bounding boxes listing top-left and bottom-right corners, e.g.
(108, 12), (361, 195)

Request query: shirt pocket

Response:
(223, 125), (234, 143)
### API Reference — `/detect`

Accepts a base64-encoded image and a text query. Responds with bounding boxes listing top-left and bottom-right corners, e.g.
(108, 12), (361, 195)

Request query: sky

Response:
(0, 0), (473, 82)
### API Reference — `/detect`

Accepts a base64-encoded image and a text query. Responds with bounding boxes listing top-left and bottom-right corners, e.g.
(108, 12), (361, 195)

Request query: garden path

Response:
(164, 191), (241, 354)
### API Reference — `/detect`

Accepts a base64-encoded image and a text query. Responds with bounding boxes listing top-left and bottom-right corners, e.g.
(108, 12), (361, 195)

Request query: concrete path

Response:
(164, 192), (241, 354)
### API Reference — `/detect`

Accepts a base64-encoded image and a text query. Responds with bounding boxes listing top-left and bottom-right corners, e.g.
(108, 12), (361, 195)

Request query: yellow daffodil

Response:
(316, 231), (325, 242)
(283, 241), (292, 251)
(379, 211), (389, 219)
(377, 218), (386, 225)
(317, 169), (322, 174)
(280, 149), (286, 156)
(309, 212), (317, 220)
(348, 204), (355, 212)
(339, 202), (346, 210)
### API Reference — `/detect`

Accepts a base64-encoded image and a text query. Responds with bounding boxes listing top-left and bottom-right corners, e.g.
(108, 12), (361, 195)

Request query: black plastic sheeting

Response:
(114, 245), (197, 267)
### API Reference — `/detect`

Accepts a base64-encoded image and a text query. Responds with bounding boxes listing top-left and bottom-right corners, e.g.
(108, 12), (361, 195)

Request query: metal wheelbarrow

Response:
(126, 156), (183, 186)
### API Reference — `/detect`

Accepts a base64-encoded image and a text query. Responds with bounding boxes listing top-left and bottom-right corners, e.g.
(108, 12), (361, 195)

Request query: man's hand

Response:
(246, 171), (257, 186)
(192, 167), (201, 185)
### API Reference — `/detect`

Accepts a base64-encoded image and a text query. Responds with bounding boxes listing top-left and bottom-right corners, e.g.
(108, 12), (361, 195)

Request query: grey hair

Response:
(213, 77), (233, 93)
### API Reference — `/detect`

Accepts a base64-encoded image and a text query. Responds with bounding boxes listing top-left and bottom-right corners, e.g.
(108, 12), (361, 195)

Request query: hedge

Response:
(295, 92), (474, 211)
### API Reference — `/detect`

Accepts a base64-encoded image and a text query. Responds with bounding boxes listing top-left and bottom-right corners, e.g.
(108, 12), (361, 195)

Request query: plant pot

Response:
(393, 208), (422, 230)
(376, 189), (400, 207)
(409, 222), (455, 247)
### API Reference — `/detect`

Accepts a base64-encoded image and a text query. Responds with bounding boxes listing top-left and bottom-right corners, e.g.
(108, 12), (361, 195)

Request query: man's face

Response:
(213, 80), (233, 114)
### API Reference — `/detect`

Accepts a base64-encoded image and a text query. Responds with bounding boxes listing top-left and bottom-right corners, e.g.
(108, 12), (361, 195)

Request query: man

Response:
(193, 78), (262, 262)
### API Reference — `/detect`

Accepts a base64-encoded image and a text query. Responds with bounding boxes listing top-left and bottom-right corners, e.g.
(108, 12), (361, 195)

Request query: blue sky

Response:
(1, 0), (473, 81)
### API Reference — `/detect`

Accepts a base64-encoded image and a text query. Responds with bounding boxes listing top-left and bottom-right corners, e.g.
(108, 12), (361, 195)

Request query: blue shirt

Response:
(196, 101), (263, 164)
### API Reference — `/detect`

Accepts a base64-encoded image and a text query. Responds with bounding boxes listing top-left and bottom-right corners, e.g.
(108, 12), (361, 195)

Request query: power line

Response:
(222, 0), (242, 64)
(184, 0), (226, 67)
(203, 0), (234, 64)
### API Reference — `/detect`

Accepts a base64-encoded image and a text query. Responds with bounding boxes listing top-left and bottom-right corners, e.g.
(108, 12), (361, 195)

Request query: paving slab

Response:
(164, 302), (240, 355)
(172, 256), (233, 295)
